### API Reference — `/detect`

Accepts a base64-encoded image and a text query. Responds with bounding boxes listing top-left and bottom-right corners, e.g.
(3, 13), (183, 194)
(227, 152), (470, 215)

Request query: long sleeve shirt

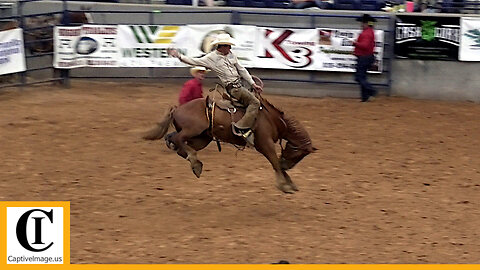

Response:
(178, 50), (255, 86)
(354, 27), (375, 57)
(179, 78), (203, 105)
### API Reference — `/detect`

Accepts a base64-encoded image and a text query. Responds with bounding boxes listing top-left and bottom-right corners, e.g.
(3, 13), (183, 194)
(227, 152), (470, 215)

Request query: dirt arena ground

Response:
(1, 80), (479, 264)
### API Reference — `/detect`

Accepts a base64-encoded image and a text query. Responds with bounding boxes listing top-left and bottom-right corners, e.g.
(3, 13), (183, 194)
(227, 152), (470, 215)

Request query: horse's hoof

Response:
(290, 183), (299, 192)
(276, 183), (296, 194)
(192, 161), (203, 178)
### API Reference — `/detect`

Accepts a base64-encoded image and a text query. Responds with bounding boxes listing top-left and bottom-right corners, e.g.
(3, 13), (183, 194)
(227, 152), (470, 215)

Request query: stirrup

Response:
(232, 125), (249, 136)
(243, 131), (255, 147)
(232, 126), (254, 146)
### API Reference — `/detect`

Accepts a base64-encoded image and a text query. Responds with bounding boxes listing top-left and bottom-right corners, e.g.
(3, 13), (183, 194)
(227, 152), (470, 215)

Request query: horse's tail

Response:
(142, 106), (176, 140)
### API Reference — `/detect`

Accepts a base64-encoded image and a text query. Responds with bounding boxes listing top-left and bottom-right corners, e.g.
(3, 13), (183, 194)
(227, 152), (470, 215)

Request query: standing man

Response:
(167, 33), (263, 146)
(353, 14), (377, 102)
(178, 66), (209, 105)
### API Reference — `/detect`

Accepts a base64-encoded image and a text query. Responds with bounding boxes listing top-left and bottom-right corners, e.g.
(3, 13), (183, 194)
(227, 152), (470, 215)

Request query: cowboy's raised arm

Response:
(167, 48), (213, 69)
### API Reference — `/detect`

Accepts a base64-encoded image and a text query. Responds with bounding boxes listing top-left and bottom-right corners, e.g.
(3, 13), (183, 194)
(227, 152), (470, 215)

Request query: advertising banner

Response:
(117, 25), (187, 67)
(254, 27), (318, 70)
(0, 28), (26, 75)
(395, 15), (460, 60)
(316, 28), (384, 73)
(54, 25), (118, 68)
(179, 24), (257, 67)
(117, 24), (256, 68)
(459, 17), (480, 61)
(53, 24), (385, 73)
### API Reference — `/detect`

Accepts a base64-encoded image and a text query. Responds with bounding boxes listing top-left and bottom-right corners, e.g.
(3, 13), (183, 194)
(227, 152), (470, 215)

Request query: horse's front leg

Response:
(256, 139), (297, 194)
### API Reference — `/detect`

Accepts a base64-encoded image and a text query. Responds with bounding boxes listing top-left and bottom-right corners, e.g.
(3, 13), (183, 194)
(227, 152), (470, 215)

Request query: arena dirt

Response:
(1, 80), (479, 263)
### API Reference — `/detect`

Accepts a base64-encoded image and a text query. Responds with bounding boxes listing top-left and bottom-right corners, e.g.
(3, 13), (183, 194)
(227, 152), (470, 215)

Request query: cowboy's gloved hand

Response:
(167, 48), (180, 58)
(252, 83), (263, 93)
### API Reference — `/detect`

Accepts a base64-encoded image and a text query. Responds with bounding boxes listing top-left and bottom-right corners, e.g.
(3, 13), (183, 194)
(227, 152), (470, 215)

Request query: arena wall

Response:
(4, 0), (480, 102)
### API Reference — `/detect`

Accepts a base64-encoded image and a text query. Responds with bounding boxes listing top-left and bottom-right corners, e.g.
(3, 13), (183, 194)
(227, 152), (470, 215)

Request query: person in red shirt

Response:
(178, 66), (209, 105)
(353, 14), (377, 102)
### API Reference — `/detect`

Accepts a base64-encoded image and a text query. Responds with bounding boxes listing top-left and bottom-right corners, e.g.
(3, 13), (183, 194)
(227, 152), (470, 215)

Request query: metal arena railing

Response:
(1, 0), (394, 92)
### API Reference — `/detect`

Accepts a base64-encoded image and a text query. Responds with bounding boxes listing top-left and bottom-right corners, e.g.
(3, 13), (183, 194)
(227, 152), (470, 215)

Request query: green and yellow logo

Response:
(129, 25), (180, 44)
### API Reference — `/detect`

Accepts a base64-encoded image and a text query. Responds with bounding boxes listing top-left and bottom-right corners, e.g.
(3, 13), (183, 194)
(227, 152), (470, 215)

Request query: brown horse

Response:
(143, 93), (316, 194)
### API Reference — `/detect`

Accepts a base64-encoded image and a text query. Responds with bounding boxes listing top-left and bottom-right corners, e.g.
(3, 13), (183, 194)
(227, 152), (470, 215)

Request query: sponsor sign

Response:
(317, 28), (384, 73)
(54, 25), (118, 68)
(255, 27), (317, 70)
(0, 201), (70, 265)
(0, 28), (26, 75)
(53, 24), (385, 73)
(117, 25), (187, 67)
(459, 17), (480, 61)
(181, 24), (257, 67)
(395, 15), (460, 60)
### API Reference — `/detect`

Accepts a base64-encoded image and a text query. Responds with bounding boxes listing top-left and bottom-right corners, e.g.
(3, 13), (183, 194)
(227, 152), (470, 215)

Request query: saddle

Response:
(206, 84), (260, 147)
(209, 75), (264, 111)
(205, 93), (244, 125)
(207, 76), (265, 147)
(207, 83), (249, 113)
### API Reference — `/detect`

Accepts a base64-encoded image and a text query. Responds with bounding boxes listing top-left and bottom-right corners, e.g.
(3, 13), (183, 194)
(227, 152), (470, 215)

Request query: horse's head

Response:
(277, 113), (316, 170)
(257, 94), (315, 170)
(280, 141), (316, 171)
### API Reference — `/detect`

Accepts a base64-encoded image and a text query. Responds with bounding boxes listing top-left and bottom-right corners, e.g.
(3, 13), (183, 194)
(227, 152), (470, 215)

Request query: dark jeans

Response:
(355, 55), (376, 102)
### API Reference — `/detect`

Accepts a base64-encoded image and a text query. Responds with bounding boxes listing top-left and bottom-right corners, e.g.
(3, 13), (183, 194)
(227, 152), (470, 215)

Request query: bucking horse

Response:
(143, 80), (316, 193)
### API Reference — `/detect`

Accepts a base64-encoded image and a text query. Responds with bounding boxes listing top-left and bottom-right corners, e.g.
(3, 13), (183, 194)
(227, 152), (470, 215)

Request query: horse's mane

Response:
(260, 96), (284, 115)
(260, 96), (312, 149)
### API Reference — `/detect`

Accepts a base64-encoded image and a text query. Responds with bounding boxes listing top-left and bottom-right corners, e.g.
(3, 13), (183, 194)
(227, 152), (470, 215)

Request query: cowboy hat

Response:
(190, 66), (210, 76)
(210, 33), (236, 47)
(356, 14), (377, 23)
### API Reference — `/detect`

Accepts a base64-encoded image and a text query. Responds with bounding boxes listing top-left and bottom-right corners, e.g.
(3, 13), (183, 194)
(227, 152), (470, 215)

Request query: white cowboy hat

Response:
(210, 33), (236, 47)
(190, 66), (210, 76)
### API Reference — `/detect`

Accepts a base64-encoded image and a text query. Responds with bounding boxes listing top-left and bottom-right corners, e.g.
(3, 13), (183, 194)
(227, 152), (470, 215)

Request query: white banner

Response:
(0, 28), (26, 75)
(459, 17), (480, 61)
(53, 24), (385, 73)
(54, 25), (118, 68)
(179, 24), (257, 67)
(117, 25), (187, 67)
(255, 27), (318, 70)
(316, 28), (384, 73)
